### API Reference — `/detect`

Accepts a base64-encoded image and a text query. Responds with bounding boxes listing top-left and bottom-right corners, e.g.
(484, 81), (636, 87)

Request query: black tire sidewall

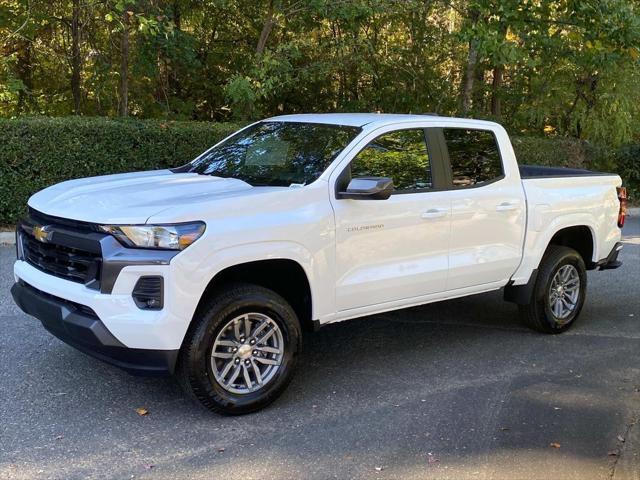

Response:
(182, 285), (301, 415)
(536, 249), (587, 333)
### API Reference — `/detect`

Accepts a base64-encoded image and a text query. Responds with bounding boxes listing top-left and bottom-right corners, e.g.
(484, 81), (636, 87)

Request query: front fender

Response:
(169, 240), (333, 330)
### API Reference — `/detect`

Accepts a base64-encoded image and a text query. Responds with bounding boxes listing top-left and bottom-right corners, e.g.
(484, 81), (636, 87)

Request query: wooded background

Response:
(1, 0), (639, 222)
(2, 0), (640, 147)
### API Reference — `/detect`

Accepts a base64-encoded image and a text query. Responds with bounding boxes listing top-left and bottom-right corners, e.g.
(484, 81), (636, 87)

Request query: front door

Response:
(330, 127), (451, 312)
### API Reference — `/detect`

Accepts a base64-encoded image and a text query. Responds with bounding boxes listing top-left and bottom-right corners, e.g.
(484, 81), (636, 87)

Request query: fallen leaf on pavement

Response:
(135, 407), (149, 416)
(550, 443), (561, 448)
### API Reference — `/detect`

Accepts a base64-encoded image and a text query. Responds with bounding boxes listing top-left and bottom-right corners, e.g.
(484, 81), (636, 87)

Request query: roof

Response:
(264, 113), (500, 129)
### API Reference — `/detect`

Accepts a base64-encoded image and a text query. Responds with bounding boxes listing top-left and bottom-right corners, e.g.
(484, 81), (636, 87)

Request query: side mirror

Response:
(338, 176), (394, 200)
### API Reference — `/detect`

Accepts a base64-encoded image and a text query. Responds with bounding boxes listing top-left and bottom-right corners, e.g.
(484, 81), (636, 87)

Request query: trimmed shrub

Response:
(615, 144), (640, 201)
(0, 117), (636, 224)
(0, 117), (242, 225)
(511, 135), (636, 201)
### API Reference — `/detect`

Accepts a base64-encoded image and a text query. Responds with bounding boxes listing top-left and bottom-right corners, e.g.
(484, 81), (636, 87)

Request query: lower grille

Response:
(18, 281), (99, 319)
(21, 229), (102, 288)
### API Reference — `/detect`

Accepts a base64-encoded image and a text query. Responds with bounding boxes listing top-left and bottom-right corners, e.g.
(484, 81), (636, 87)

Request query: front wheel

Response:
(519, 245), (587, 334)
(177, 283), (301, 415)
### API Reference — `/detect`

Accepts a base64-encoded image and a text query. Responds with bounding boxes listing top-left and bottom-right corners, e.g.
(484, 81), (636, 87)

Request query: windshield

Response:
(187, 121), (361, 187)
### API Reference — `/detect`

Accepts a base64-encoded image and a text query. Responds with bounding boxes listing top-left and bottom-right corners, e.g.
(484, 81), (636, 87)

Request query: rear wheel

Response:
(177, 283), (301, 415)
(519, 245), (587, 333)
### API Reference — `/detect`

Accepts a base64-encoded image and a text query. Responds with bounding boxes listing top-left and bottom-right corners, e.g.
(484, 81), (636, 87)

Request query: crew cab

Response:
(11, 114), (627, 415)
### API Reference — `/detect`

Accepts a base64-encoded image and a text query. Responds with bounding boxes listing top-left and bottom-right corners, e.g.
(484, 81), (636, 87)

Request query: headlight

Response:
(100, 222), (206, 250)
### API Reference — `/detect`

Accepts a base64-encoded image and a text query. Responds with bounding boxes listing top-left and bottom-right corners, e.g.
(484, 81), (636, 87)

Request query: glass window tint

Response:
(443, 128), (503, 187)
(350, 129), (432, 192)
(188, 122), (360, 187)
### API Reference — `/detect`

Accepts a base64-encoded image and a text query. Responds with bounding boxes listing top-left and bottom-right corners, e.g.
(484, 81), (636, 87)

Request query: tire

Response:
(177, 282), (301, 415)
(519, 245), (587, 334)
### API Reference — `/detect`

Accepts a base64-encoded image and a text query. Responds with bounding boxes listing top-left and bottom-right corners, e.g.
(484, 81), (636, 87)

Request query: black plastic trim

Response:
(503, 269), (539, 305)
(519, 165), (613, 179)
(11, 281), (178, 376)
(99, 235), (178, 294)
(595, 242), (623, 270)
(132, 276), (164, 310)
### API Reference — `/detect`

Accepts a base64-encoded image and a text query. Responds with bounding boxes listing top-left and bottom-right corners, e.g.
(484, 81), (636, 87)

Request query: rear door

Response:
(330, 125), (452, 311)
(439, 127), (526, 290)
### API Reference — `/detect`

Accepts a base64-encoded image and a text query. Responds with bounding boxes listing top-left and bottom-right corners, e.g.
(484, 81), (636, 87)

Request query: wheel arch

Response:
(506, 221), (596, 304)
(193, 258), (315, 333)
(544, 225), (596, 269)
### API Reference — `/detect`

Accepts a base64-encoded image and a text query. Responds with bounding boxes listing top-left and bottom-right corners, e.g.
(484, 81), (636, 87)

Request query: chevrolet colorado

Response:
(11, 114), (627, 415)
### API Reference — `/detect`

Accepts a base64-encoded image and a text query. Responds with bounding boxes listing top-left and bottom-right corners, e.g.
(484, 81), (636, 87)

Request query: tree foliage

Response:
(1, 0), (640, 145)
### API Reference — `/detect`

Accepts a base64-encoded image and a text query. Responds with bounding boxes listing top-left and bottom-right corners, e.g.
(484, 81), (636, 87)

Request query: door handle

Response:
(421, 208), (448, 219)
(495, 202), (519, 212)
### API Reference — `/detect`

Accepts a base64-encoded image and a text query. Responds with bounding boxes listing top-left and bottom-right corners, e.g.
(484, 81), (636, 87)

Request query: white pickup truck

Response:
(12, 114), (627, 414)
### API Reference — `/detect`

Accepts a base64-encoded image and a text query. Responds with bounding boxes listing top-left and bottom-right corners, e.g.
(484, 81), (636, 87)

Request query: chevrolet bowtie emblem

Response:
(33, 225), (52, 243)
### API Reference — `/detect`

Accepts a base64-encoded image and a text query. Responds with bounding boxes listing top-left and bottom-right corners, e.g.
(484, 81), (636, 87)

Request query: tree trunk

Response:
(173, 0), (181, 31)
(491, 65), (503, 117)
(15, 38), (34, 113)
(71, 0), (82, 115)
(460, 38), (478, 114)
(169, 0), (182, 102)
(490, 22), (508, 118)
(256, 0), (275, 55)
(118, 10), (130, 117)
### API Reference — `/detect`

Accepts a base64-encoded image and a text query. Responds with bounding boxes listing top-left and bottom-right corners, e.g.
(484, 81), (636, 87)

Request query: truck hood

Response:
(28, 170), (254, 224)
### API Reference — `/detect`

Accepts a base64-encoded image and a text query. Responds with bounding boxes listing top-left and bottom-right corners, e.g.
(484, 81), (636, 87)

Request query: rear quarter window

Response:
(443, 128), (503, 187)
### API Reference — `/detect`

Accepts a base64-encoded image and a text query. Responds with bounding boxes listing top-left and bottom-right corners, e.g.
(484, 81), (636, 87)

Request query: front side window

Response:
(188, 122), (361, 187)
(349, 129), (432, 192)
(443, 128), (503, 187)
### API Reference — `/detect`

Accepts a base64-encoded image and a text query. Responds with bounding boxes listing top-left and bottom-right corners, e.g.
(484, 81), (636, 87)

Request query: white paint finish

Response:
(332, 191), (451, 311)
(509, 174), (622, 285)
(446, 181), (526, 290)
(28, 169), (255, 224)
(15, 114), (624, 349)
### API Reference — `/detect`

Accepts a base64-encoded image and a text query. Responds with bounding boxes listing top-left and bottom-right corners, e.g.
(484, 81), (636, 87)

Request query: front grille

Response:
(20, 212), (102, 289)
(22, 232), (101, 286)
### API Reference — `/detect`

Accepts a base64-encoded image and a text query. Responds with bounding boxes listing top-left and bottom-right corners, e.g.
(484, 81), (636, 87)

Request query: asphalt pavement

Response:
(1, 218), (639, 480)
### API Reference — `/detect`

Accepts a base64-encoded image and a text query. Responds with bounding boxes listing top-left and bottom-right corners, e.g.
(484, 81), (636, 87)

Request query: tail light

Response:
(617, 187), (627, 228)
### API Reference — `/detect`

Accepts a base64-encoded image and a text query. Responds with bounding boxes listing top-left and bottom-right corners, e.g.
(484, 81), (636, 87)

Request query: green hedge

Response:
(511, 136), (638, 200)
(0, 117), (242, 225)
(0, 117), (637, 224)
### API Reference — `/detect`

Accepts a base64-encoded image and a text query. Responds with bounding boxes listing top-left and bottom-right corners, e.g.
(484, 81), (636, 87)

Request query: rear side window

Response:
(443, 128), (503, 187)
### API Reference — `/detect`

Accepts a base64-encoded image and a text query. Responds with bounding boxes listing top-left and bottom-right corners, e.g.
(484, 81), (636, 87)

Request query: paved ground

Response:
(1, 219), (639, 480)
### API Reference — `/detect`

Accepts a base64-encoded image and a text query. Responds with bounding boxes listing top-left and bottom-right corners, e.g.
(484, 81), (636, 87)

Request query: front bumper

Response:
(11, 280), (178, 376)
